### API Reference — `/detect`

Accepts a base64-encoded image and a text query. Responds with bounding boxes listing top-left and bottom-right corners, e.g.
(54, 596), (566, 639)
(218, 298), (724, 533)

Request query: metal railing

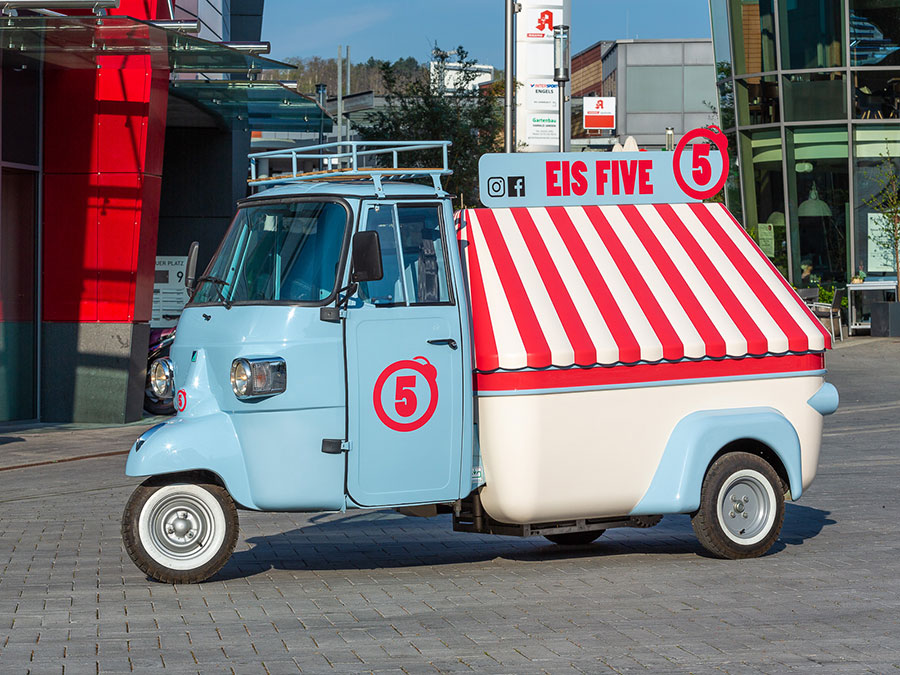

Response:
(248, 140), (452, 195)
(0, 0), (119, 13)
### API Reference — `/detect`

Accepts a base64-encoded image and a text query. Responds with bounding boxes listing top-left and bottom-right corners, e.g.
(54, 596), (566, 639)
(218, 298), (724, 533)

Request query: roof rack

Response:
(247, 140), (452, 197)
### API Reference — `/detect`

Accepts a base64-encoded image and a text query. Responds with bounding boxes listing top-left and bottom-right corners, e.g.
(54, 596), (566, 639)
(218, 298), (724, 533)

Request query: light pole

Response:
(553, 24), (570, 153)
(504, 0), (516, 152)
(316, 83), (327, 147)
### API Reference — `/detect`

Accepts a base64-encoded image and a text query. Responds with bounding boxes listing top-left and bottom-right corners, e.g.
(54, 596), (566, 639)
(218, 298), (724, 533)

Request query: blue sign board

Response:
(478, 140), (728, 209)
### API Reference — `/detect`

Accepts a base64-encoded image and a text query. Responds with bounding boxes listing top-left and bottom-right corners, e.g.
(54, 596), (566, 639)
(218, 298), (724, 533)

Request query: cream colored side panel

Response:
(476, 375), (824, 524)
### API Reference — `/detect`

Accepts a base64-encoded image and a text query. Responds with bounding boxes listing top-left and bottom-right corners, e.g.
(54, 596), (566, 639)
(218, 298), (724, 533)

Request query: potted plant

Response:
(863, 153), (900, 337)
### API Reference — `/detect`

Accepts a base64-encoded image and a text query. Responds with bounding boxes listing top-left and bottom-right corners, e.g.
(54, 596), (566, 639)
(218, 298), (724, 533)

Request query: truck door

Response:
(345, 201), (465, 506)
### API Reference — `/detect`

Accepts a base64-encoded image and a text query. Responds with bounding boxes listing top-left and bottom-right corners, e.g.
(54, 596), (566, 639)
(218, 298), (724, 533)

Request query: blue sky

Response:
(261, 0), (713, 66)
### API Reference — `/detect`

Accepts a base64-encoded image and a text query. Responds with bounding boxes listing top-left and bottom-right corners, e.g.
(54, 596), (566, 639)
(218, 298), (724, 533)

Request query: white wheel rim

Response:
(138, 484), (227, 571)
(716, 468), (777, 546)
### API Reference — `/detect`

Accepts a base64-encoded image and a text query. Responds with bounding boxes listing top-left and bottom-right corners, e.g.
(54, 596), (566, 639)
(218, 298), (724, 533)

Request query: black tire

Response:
(545, 530), (604, 546)
(143, 390), (175, 416)
(691, 452), (785, 560)
(122, 475), (238, 583)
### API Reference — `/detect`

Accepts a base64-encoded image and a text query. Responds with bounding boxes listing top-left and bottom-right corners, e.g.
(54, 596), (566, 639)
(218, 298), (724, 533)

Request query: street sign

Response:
(583, 96), (615, 130)
(151, 256), (189, 328)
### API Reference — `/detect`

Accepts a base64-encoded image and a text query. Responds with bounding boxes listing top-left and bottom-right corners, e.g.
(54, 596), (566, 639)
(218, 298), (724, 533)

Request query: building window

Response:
(625, 66), (683, 112)
(736, 75), (780, 125)
(853, 125), (900, 276)
(785, 126), (850, 285)
(710, 0), (734, 74)
(850, 0), (900, 66)
(782, 72), (847, 122)
(853, 69), (900, 119)
(724, 131), (743, 223)
(684, 65), (717, 113)
(729, 0), (777, 75)
(739, 129), (788, 276)
(718, 78), (736, 130)
(778, 0), (845, 70)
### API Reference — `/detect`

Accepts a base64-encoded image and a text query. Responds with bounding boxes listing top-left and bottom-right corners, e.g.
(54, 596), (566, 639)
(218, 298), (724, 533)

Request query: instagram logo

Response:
(487, 176), (506, 197)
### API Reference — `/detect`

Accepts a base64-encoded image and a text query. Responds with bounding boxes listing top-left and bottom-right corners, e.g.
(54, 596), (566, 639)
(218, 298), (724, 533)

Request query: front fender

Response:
(630, 407), (802, 516)
(125, 414), (257, 510)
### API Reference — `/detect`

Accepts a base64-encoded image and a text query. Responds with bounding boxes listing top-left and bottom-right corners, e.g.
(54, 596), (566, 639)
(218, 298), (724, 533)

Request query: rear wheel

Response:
(691, 452), (785, 559)
(122, 476), (238, 583)
(545, 530), (604, 546)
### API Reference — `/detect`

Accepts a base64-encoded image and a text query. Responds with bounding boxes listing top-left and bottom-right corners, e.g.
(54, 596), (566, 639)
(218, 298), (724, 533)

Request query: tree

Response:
(863, 152), (900, 302)
(354, 46), (503, 205)
(260, 56), (423, 96)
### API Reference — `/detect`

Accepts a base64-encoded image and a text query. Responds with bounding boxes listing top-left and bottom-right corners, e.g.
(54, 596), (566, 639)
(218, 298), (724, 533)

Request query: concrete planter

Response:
(871, 302), (900, 337)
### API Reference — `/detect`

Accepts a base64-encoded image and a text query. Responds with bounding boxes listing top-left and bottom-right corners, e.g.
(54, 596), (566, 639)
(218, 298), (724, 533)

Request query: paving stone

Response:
(0, 339), (898, 673)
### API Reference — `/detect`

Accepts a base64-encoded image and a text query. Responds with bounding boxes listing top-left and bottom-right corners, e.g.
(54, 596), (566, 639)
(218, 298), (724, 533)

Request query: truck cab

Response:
(130, 173), (475, 515)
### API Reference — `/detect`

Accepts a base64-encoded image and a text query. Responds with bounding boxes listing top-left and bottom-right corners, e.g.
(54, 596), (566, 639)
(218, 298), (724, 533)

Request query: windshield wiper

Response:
(196, 276), (233, 309)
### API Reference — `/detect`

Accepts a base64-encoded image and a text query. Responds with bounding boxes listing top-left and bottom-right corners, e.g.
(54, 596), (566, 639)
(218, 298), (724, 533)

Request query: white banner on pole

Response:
(515, 0), (571, 152)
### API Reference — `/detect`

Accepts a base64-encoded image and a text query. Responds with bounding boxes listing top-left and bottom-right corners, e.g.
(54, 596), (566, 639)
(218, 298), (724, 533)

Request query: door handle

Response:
(427, 338), (458, 350)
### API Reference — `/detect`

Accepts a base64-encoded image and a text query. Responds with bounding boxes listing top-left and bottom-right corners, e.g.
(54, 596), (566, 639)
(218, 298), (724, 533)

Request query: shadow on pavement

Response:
(0, 436), (24, 446)
(214, 504), (834, 579)
(773, 503), (835, 552)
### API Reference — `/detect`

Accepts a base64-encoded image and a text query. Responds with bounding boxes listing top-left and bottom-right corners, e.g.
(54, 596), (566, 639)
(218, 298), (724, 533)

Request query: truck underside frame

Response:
(452, 492), (662, 538)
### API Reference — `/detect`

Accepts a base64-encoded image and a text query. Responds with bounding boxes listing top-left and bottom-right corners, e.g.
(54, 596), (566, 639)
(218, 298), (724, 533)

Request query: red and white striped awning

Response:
(456, 203), (831, 373)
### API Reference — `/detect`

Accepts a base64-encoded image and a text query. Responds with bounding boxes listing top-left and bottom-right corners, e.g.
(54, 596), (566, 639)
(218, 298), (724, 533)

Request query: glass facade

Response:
(729, 0), (777, 75)
(785, 126), (850, 284)
(853, 125), (900, 276)
(782, 72), (846, 121)
(0, 50), (40, 422)
(779, 0), (845, 69)
(710, 0), (900, 286)
(739, 129), (787, 274)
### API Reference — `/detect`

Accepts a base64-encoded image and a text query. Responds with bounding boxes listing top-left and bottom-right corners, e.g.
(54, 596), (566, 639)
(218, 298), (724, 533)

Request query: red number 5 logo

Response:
(373, 357), (439, 432)
(394, 375), (418, 417)
(673, 126), (729, 200)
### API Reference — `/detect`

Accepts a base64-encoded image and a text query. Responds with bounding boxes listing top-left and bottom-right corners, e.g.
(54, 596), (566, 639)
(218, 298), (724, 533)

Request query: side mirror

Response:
(185, 241), (199, 293)
(350, 231), (383, 283)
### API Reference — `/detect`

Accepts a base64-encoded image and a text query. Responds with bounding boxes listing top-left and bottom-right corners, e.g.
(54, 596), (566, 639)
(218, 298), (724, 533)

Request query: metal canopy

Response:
(0, 15), (294, 73)
(169, 81), (334, 133)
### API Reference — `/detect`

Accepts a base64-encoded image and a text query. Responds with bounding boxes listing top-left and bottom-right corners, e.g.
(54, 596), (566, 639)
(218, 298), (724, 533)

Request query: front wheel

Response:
(122, 476), (238, 583)
(691, 452), (785, 559)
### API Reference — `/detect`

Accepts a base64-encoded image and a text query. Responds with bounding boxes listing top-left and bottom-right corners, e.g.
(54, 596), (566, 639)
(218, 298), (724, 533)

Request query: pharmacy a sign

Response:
(584, 97), (615, 130)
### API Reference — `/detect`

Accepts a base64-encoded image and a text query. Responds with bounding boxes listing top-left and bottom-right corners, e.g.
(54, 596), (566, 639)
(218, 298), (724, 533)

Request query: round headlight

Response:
(149, 358), (174, 398)
(230, 358), (251, 398)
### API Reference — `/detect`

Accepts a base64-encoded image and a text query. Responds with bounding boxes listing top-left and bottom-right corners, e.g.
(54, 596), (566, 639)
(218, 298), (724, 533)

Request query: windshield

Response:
(193, 200), (349, 305)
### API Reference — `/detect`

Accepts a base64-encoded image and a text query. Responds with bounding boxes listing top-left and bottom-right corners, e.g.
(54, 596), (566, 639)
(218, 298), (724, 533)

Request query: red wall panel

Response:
(42, 1), (169, 323)
(134, 174), (162, 323)
(95, 59), (153, 175)
(42, 68), (99, 175)
(42, 173), (100, 321)
(95, 172), (140, 321)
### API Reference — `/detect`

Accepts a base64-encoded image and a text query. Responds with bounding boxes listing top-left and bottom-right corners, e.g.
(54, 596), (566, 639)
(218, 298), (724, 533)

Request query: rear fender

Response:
(125, 415), (257, 510)
(630, 407), (802, 516)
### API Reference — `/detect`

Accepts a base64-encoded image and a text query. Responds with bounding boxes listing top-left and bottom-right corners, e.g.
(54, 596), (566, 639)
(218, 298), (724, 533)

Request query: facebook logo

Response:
(507, 176), (526, 197)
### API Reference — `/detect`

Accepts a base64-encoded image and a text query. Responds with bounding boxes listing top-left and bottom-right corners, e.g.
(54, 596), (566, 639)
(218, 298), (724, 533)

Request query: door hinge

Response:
(321, 438), (351, 454)
(320, 306), (347, 323)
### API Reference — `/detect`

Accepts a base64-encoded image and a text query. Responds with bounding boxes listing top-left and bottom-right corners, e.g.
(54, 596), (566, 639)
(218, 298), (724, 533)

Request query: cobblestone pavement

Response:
(0, 339), (898, 674)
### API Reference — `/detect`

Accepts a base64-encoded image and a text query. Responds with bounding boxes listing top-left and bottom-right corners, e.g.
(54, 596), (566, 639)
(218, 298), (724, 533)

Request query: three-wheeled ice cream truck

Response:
(123, 136), (838, 583)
